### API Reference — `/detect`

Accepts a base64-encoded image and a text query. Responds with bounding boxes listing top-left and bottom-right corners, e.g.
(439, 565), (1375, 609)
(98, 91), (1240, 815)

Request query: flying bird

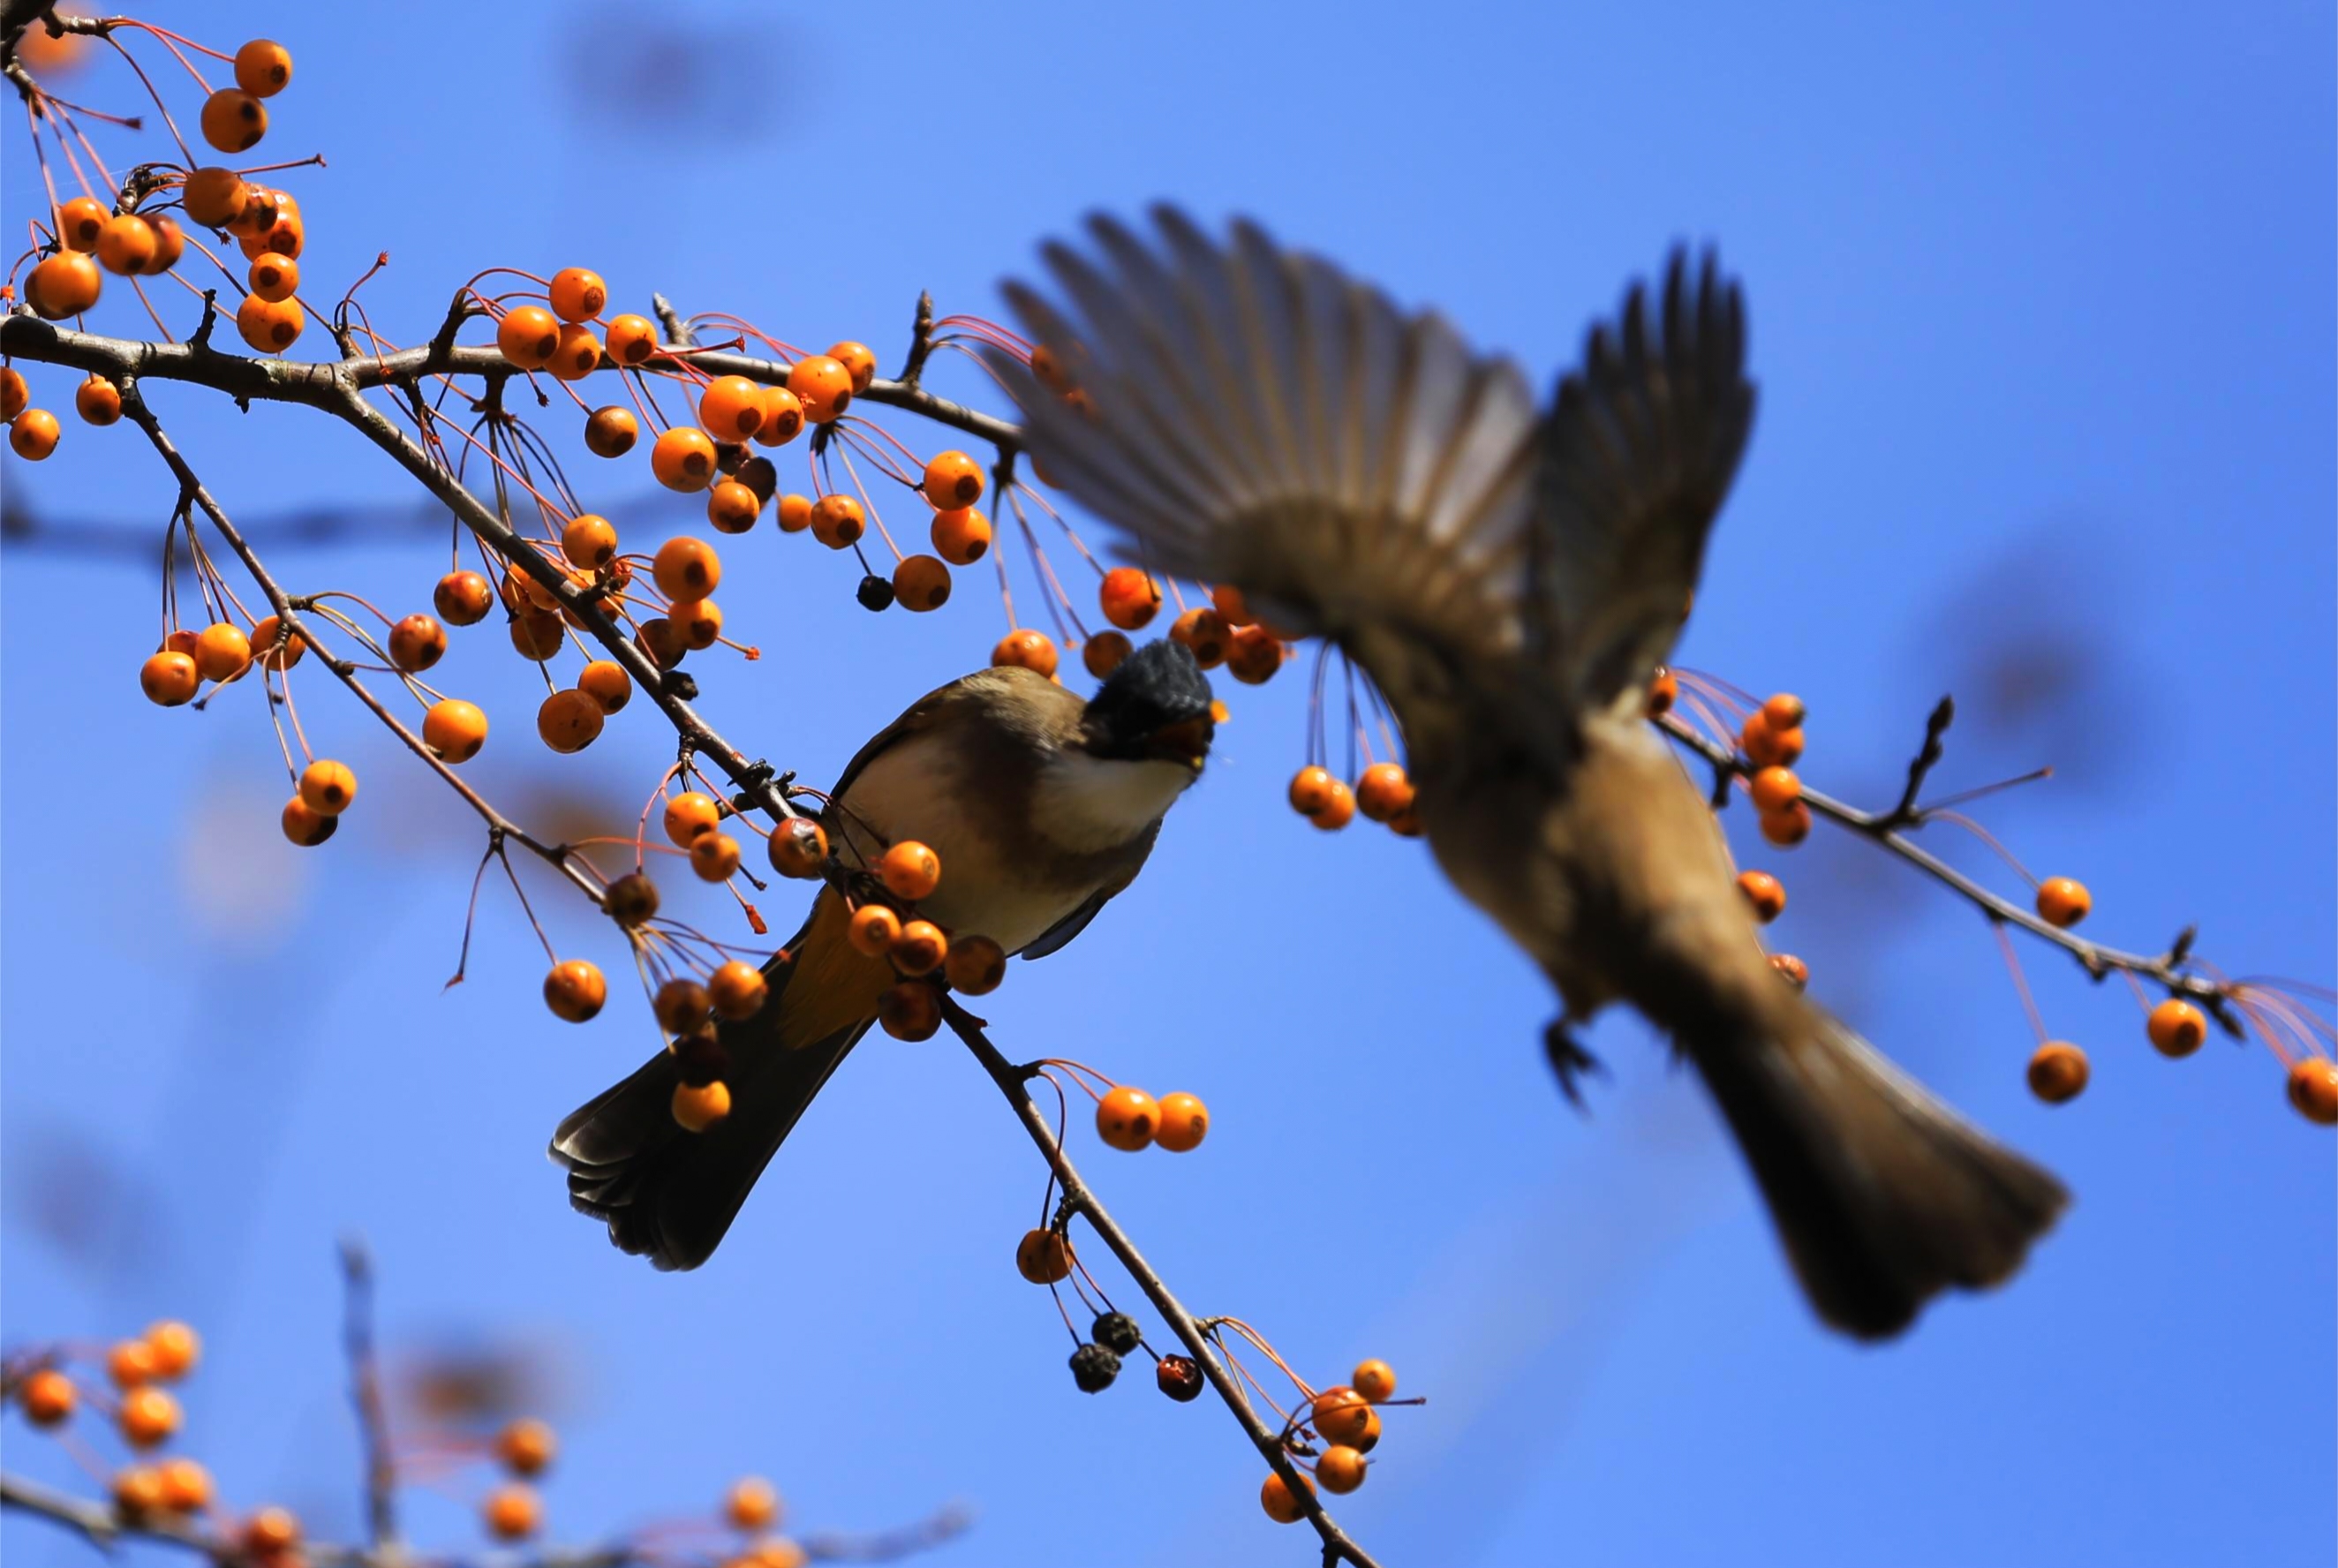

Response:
(994, 209), (2065, 1339)
(552, 639), (1216, 1270)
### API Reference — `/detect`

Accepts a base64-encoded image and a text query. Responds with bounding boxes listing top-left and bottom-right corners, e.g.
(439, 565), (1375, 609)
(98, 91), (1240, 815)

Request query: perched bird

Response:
(552, 639), (1216, 1270)
(995, 209), (2067, 1339)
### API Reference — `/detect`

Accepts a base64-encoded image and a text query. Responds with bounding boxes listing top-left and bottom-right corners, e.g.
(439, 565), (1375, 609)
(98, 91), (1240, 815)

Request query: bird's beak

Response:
(1145, 715), (1213, 770)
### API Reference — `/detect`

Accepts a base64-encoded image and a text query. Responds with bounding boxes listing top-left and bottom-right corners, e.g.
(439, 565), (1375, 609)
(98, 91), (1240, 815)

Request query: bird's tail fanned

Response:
(548, 888), (892, 1271)
(1685, 1005), (2068, 1340)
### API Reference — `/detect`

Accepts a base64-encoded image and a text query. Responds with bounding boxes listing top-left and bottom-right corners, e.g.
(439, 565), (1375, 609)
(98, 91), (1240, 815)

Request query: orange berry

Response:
(2146, 999), (2206, 1059)
(0, 366), (24, 421)
(73, 374), (120, 426)
(751, 1542), (810, 1568)
(827, 341), (877, 392)
(690, 833), (742, 883)
(244, 1507), (301, 1556)
(495, 305), (560, 369)
(1210, 583), (1253, 627)
(1740, 712), (1805, 769)
(767, 817), (828, 878)
(20, 1368), (75, 1426)
(653, 535), (721, 601)
(95, 213), (159, 275)
(115, 1466), (166, 1517)
(424, 698), (488, 763)
(1154, 1091), (1208, 1152)
(119, 1384), (180, 1448)
(1260, 1472), (1313, 1525)
(484, 1483), (540, 1542)
(1014, 1228), (1072, 1284)
(650, 426), (719, 492)
(809, 494), (864, 549)
(1352, 1358), (1397, 1403)
(561, 513), (617, 569)
(233, 38), (293, 96)
(110, 1338), (161, 1387)
(8, 405), (60, 458)
(992, 629), (1058, 678)
(541, 960), (607, 1023)
(237, 207), (303, 261)
(728, 1477), (782, 1531)
(776, 493), (814, 533)
(1736, 871), (1786, 923)
(604, 871), (660, 929)
(494, 1418), (555, 1476)
(922, 449), (984, 509)
(147, 215), (186, 273)
(893, 554), (952, 613)
(2027, 1041), (2089, 1104)
(1316, 1445), (1368, 1494)
(1749, 766), (1800, 812)
(751, 385), (804, 448)
(2287, 1059), (2338, 1126)
(183, 167), (248, 227)
(1762, 692), (1806, 732)
(298, 758), (358, 815)
(247, 249), (298, 302)
(1311, 780), (1357, 831)
(1096, 1086), (1158, 1151)
(672, 1079), (733, 1132)
(235, 292), (304, 352)
(56, 194), (107, 249)
(1771, 953), (1810, 990)
(509, 607), (564, 660)
(434, 570), (495, 625)
(1083, 630), (1132, 679)
(584, 404), (637, 456)
(672, 599), (723, 653)
(1097, 567), (1161, 630)
(891, 919), (947, 976)
(1029, 343), (1075, 394)
(877, 980), (940, 1041)
(2034, 877), (2090, 929)
(849, 903), (903, 957)
(1312, 1385), (1374, 1446)
(140, 650), (200, 706)
(698, 375), (764, 441)
(547, 323), (603, 382)
(879, 840), (942, 901)
(710, 959), (768, 1021)
(157, 1457), (212, 1511)
(1288, 766), (1335, 818)
(637, 616), (688, 668)
(707, 479), (761, 534)
(535, 690), (603, 754)
(250, 614), (307, 669)
(1758, 803), (1812, 848)
(547, 267), (607, 324)
(1354, 763), (1414, 823)
(787, 355), (853, 422)
(606, 313), (659, 366)
(931, 506), (990, 565)
(944, 934), (1007, 995)
(653, 979), (711, 1035)
(26, 251), (101, 318)
(1169, 607), (1229, 667)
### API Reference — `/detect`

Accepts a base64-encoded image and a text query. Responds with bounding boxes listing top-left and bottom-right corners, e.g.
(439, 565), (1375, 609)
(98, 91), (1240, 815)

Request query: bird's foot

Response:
(1543, 1019), (1605, 1112)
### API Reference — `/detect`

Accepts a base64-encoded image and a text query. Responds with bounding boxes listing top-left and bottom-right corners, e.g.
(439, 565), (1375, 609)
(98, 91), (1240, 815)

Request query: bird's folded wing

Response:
(997, 207), (1542, 677)
(1530, 250), (1756, 711)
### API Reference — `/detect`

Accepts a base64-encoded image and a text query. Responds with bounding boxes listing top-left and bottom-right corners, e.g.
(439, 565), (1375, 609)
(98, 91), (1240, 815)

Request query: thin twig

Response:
(338, 1238), (399, 1556)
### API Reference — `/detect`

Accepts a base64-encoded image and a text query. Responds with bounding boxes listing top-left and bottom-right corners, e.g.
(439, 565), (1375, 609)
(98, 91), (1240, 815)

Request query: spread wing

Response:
(996, 207), (1542, 716)
(1531, 249), (1756, 710)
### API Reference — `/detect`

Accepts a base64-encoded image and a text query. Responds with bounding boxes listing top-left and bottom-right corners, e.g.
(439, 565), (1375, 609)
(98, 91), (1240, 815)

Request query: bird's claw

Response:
(1543, 1020), (1605, 1112)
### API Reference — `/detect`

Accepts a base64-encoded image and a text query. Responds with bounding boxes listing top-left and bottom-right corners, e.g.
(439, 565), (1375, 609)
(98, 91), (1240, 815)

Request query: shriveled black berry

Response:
(662, 670), (699, 700)
(1156, 1353), (1203, 1402)
(605, 871), (660, 927)
(1069, 1342), (1120, 1393)
(735, 455), (778, 503)
(1092, 1312), (1142, 1355)
(856, 574), (895, 612)
(674, 1031), (730, 1088)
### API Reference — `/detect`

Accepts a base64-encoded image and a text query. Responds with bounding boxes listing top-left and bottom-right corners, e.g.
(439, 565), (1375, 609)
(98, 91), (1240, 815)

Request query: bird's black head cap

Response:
(1081, 638), (1215, 765)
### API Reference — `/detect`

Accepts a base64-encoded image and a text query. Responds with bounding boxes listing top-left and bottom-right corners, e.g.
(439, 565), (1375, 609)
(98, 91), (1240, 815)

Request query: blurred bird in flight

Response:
(995, 209), (2065, 1339)
(552, 640), (1216, 1270)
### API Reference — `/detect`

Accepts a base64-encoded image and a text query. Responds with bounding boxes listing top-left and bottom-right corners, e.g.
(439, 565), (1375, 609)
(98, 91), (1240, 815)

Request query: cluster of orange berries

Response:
(478, 1417), (805, 1564)
(10, 1320), (223, 1523)
(1092, 1083), (1210, 1154)
(1286, 760), (1418, 836)
(841, 837), (1012, 1047)
(1261, 1358), (1404, 1520)
(1058, 572), (1285, 687)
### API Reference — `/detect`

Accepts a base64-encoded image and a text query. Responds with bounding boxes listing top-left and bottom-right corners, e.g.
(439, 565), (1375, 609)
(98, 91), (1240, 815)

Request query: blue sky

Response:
(3, 4), (2331, 1566)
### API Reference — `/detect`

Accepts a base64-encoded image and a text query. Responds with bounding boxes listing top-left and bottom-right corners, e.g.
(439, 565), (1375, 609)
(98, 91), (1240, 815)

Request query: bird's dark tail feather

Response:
(1686, 1008), (2068, 1340)
(548, 943), (866, 1272)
